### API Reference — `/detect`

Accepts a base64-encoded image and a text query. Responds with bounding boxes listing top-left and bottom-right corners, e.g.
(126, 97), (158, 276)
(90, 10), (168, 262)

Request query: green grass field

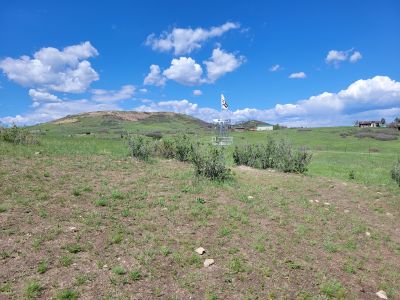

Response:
(1, 112), (399, 299)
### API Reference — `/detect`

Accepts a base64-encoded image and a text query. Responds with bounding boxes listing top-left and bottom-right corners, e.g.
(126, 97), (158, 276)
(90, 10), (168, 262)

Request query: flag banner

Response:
(221, 94), (228, 110)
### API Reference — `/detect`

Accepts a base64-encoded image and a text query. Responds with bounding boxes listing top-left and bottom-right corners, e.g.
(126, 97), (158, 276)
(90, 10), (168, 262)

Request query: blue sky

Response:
(1, 0), (399, 126)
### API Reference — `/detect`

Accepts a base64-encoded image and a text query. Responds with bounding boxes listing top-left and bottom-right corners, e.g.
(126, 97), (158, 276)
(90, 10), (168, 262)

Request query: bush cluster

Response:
(0, 125), (38, 145)
(128, 135), (153, 161)
(354, 129), (398, 141)
(191, 144), (231, 181)
(129, 133), (230, 180)
(233, 138), (312, 173)
(129, 133), (313, 180)
(391, 161), (400, 186)
(155, 134), (194, 162)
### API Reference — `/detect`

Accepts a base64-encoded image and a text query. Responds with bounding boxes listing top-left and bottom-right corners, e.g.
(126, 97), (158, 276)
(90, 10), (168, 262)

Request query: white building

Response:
(256, 125), (273, 131)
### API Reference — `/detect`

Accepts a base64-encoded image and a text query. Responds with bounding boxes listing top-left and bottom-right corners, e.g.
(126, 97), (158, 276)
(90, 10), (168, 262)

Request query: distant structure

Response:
(212, 94), (233, 146)
(256, 125), (273, 131)
(357, 120), (381, 128)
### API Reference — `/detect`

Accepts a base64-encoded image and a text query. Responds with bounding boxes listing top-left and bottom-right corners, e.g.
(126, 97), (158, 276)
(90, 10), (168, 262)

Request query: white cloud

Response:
(289, 72), (306, 79)
(3, 75), (398, 127)
(163, 57), (203, 86)
(193, 89), (202, 96)
(139, 88), (148, 93)
(0, 41), (99, 93)
(0, 100), (118, 126)
(132, 76), (400, 126)
(145, 48), (244, 87)
(204, 48), (245, 83)
(326, 49), (362, 66)
(349, 51), (362, 63)
(91, 85), (135, 102)
(145, 22), (240, 55)
(269, 64), (281, 72)
(143, 64), (166, 86)
(326, 50), (348, 63)
(29, 89), (61, 105)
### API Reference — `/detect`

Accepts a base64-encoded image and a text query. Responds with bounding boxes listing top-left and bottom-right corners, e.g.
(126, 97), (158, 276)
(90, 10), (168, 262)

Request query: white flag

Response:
(221, 94), (228, 110)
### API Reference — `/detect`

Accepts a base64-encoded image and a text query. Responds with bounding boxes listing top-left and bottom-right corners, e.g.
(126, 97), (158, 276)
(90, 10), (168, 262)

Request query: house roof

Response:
(358, 120), (380, 125)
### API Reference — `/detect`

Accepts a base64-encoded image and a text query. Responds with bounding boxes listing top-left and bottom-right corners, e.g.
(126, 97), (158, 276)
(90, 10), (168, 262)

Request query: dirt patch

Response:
(1, 154), (399, 299)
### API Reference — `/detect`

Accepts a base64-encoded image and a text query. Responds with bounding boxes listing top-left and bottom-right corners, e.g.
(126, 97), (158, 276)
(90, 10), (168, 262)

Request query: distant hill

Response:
(234, 120), (273, 130)
(32, 111), (211, 137)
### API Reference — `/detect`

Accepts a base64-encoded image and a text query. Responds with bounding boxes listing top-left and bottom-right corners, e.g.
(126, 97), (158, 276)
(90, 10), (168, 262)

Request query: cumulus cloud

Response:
(0, 41), (99, 93)
(204, 48), (245, 83)
(163, 57), (203, 85)
(132, 76), (400, 126)
(326, 49), (362, 66)
(0, 100), (118, 126)
(349, 51), (362, 63)
(3, 76), (398, 127)
(193, 89), (202, 96)
(29, 89), (61, 106)
(143, 64), (166, 86)
(269, 64), (282, 72)
(91, 85), (135, 102)
(289, 72), (306, 79)
(146, 48), (244, 86)
(145, 22), (240, 55)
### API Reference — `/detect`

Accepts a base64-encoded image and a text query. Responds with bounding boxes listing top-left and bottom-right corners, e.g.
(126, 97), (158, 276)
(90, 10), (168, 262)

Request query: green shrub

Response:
(0, 125), (38, 145)
(320, 280), (346, 298)
(56, 289), (79, 300)
(233, 138), (312, 174)
(173, 134), (193, 162)
(155, 137), (176, 159)
(128, 135), (153, 161)
(292, 147), (313, 173)
(143, 131), (163, 139)
(37, 260), (48, 274)
(24, 280), (42, 299)
(155, 134), (194, 161)
(192, 144), (230, 181)
(129, 270), (142, 281)
(391, 160), (400, 186)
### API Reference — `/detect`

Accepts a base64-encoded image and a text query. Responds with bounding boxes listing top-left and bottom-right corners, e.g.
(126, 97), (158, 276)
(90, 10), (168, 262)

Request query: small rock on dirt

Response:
(344, 209), (350, 213)
(324, 202), (331, 206)
(365, 231), (371, 237)
(68, 226), (77, 232)
(248, 196), (254, 200)
(195, 247), (206, 255)
(204, 259), (214, 267)
(34, 151), (41, 155)
(376, 290), (388, 299)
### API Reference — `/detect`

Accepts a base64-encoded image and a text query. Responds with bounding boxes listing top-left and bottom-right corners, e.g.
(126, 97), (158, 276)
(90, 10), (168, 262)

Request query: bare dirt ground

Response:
(1, 154), (399, 299)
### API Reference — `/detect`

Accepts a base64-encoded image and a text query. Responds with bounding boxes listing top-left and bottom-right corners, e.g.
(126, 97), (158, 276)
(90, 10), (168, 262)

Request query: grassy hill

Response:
(1, 112), (399, 298)
(234, 119), (273, 129)
(32, 111), (211, 138)
(0, 127), (399, 299)
(231, 126), (400, 187)
(24, 113), (400, 188)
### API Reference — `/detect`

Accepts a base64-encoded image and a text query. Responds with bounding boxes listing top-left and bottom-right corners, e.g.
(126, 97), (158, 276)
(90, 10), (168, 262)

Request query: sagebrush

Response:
(192, 144), (231, 181)
(391, 160), (400, 186)
(233, 137), (312, 173)
(128, 135), (153, 161)
(156, 134), (194, 161)
(0, 125), (38, 145)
